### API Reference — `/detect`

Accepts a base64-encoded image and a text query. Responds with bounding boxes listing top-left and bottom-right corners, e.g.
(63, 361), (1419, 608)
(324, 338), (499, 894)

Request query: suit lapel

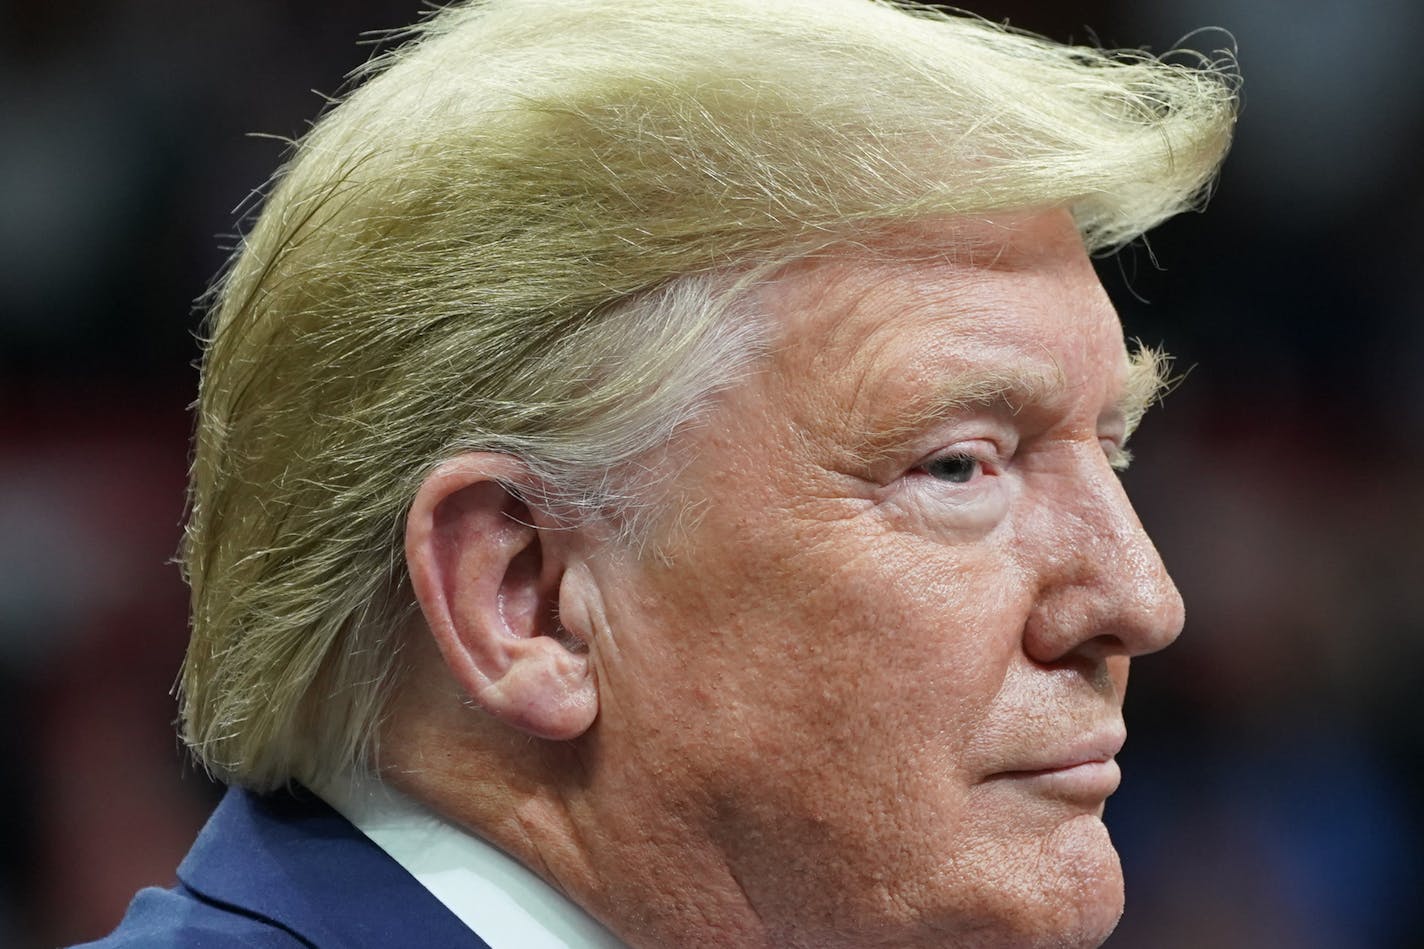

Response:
(178, 785), (492, 949)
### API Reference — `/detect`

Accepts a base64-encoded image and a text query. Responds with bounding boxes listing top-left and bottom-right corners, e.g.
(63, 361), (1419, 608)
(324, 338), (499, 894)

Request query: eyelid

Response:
(912, 437), (1005, 477)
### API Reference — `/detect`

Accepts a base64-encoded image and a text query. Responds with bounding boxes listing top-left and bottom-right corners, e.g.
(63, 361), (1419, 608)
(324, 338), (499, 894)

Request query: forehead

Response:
(755, 212), (1127, 426)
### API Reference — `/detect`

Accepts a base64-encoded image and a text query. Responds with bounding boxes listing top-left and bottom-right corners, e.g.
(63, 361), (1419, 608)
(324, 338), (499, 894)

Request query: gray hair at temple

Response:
(179, 0), (1237, 792)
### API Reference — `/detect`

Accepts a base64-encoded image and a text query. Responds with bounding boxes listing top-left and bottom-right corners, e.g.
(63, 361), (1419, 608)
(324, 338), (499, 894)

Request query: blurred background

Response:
(2, 1), (1420, 946)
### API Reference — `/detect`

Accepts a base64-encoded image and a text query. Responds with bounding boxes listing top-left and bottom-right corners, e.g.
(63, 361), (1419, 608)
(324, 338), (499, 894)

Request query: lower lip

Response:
(996, 758), (1122, 802)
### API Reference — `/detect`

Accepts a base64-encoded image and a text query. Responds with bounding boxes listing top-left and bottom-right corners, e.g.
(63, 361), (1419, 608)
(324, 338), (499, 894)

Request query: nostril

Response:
(1027, 643), (1122, 694)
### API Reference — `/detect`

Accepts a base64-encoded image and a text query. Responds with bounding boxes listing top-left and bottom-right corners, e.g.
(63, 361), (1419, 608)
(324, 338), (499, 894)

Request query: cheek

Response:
(627, 522), (1034, 779)
(824, 532), (1030, 693)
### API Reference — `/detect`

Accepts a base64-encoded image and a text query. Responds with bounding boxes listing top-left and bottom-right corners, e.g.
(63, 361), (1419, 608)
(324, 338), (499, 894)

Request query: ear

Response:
(405, 454), (597, 740)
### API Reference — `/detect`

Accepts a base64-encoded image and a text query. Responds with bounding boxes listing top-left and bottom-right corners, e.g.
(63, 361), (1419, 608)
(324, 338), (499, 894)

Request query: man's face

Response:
(583, 211), (1184, 948)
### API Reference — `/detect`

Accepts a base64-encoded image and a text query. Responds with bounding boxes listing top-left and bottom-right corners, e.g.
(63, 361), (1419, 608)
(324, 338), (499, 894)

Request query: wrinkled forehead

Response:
(755, 210), (1117, 365)
(725, 209), (1147, 467)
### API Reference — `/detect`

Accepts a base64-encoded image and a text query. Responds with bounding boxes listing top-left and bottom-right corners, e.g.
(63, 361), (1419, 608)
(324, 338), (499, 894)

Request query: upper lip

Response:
(996, 723), (1126, 775)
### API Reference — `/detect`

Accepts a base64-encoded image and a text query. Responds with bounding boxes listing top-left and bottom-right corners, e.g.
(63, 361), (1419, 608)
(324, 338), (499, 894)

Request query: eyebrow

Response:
(845, 345), (1174, 471)
(900, 363), (1064, 430)
(1119, 344), (1174, 439)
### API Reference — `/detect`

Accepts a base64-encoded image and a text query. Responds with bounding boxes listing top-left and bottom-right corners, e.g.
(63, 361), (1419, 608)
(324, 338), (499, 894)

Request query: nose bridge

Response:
(1032, 457), (1185, 661)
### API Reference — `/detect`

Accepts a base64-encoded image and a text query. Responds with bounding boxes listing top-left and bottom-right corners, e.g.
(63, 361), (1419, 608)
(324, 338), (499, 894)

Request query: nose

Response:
(1021, 456), (1185, 666)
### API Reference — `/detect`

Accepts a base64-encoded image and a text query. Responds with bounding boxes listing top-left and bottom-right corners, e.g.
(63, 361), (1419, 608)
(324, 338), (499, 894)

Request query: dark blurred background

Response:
(2, 1), (1420, 946)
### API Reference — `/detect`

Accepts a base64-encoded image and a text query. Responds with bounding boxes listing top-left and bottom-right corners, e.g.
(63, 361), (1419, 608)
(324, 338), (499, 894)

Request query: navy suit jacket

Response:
(78, 786), (492, 948)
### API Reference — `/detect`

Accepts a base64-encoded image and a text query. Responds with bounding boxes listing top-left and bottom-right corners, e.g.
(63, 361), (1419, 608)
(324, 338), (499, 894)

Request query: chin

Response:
(937, 814), (1126, 949)
(1020, 814), (1126, 949)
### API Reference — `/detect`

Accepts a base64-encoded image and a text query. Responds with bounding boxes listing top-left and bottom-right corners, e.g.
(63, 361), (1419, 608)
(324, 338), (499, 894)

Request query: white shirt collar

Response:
(317, 777), (626, 949)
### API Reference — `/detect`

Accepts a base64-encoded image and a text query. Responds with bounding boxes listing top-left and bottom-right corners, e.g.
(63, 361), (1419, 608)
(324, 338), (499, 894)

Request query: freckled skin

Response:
(567, 212), (1186, 948)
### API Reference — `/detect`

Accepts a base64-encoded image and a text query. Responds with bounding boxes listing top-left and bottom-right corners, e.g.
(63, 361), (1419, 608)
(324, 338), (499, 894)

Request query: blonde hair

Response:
(180, 0), (1237, 790)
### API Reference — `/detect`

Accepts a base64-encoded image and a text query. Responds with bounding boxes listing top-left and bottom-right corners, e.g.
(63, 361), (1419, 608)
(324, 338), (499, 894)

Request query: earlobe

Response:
(405, 454), (598, 740)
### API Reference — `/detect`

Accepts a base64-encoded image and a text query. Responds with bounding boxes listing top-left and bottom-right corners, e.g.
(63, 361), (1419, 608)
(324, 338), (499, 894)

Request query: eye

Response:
(922, 452), (982, 484)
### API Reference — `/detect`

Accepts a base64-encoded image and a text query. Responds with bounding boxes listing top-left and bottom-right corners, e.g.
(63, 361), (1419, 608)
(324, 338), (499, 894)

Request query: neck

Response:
(378, 644), (771, 949)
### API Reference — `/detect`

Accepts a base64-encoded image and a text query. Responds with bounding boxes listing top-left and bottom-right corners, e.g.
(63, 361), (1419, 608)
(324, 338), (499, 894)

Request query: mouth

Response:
(990, 758), (1122, 804)
(985, 725), (1126, 804)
